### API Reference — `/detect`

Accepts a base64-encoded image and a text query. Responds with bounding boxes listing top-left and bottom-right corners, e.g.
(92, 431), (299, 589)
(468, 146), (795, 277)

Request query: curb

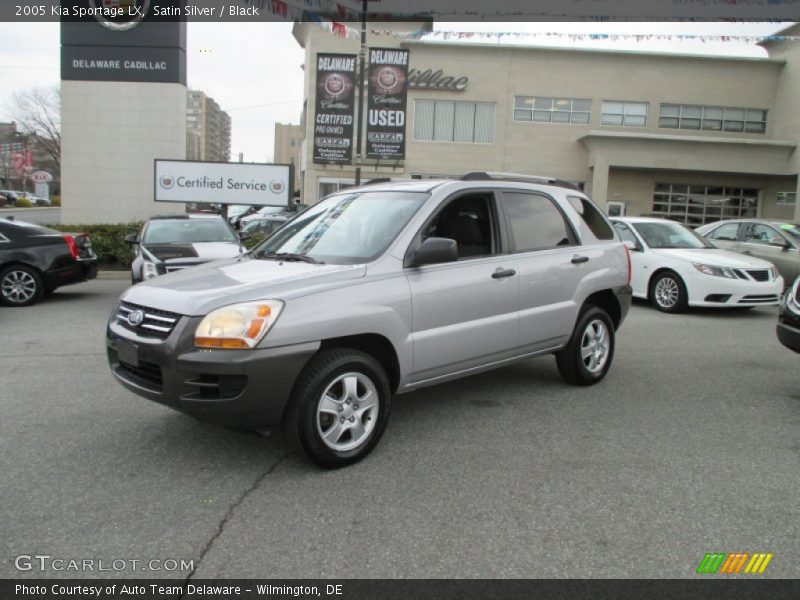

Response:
(97, 271), (131, 280)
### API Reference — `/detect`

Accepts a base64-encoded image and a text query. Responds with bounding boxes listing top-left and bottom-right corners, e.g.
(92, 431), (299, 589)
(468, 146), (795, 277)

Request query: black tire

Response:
(0, 265), (44, 307)
(649, 270), (688, 313)
(282, 348), (391, 469)
(555, 306), (615, 386)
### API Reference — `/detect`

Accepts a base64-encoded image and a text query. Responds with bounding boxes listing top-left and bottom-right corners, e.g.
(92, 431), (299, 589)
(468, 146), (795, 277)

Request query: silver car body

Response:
(114, 179), (630, 396)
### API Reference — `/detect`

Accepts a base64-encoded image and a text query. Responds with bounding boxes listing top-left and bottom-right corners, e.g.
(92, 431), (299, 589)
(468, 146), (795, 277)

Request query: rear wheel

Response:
(650, 270), (688, 313)
(282, 348), (391, 468)
(556, 306), (615, 386)
(0, 265), (44, 307)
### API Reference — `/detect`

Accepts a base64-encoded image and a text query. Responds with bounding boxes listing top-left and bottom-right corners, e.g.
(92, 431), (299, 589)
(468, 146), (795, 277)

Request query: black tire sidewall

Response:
(650, 271), (687, 313)
(291, 350), (391, 468)
(0, 265), (44, 307)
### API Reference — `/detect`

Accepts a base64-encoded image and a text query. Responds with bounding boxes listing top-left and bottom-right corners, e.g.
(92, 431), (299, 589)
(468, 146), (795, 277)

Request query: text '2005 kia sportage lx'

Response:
(107, 173), (632, 468)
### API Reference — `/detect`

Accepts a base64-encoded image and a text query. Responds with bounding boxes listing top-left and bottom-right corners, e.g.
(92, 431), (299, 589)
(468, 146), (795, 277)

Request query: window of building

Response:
(318, 178), (355, 200)
(503, 192), (577, 251)
(414, 100), (495, 143)
(513, 97), (591, 124)
(776, 191), (797, 205)
(658, 104), (766, 133)
(601, 101), (647, 127)
(652, 183), (759, 226)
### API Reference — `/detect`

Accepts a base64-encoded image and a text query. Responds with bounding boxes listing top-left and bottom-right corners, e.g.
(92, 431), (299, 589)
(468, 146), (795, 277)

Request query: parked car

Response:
(226, 204), (255, 229)
(238, 205), (293, 229)
(107, 173), (632, 467)
(611, 217), (783, 313)
(696, 219), (800, 285)
(777, 277), (800, 352)
(239, 214), (291, 238)
(125, 214), (247, 284)
(0, 191), (19, 207)
(0, 218), (97, 306)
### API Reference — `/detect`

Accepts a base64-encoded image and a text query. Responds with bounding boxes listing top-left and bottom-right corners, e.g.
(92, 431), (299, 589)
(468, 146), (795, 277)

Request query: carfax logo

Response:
(696, 552), (773, 574)
(159, 175), (175, 190)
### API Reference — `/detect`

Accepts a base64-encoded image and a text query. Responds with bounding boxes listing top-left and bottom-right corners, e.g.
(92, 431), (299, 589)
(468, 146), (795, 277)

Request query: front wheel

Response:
(282, 348), (391, 468)
(0, 265), (44, 307)
(650, 270), (688, 313)
(555, 306), (615, 386)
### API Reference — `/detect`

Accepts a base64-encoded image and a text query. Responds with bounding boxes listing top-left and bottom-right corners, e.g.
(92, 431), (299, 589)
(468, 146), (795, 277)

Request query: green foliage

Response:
(50, 195), (61, 207)
(52, 222), (142, 269)
(15, 197), (32, 208)
(243, 232), (265, 250)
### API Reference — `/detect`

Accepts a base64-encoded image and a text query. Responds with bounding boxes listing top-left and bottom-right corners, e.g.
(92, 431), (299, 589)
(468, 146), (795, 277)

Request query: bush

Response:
(52, 222), (142, 269)
(15, 197), (32, 208)
(243, 232), (266, 250)
(50, 195), (61, 207)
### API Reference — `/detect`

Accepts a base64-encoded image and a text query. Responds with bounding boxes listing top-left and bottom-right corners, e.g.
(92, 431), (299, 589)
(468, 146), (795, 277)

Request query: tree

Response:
(5, 86), (61, 170)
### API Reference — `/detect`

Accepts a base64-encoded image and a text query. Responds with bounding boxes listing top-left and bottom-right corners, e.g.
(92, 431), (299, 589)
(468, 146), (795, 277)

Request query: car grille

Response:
(117, 359), (163, 392)
(739, 294), (779, 304)
(746, 269), (770, 282)
(117, 301), (181, 340)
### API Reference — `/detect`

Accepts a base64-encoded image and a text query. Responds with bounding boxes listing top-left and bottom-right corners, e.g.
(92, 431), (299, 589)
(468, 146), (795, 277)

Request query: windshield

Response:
(633, 221), (713, 249)
(142, 219), (238, 244)
(242, 219), (285, 236)
(775, 223), (800, 241)
(253, 191), (428, 264)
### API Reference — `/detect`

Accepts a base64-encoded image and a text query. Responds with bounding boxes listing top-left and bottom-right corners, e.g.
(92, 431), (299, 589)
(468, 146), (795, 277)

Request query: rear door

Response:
(704, 221), (743, 253)
(740, 223), (799, 282)
(500, 190), (587, 352)
(405, 190), (520, 383)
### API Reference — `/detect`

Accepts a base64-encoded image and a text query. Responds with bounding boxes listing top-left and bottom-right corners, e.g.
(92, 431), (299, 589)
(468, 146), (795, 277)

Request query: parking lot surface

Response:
(2, 279), (798, 579)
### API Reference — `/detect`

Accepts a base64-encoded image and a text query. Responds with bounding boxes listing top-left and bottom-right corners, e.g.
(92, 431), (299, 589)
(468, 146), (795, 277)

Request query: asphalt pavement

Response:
(1, 279), (798, 579)
(0, 207), (61, 225)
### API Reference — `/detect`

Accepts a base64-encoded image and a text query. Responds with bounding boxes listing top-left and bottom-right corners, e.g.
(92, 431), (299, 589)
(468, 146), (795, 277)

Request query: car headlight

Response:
(195, 300), (284, 349)
(692, 263), (737, 279)
(142, 260), (159, 279)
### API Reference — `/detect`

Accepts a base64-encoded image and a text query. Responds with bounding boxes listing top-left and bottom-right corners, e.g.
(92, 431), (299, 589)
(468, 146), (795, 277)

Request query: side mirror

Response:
(622, 240), (640, 252)
(412, 237), (458, 266)
(123, 233), (138, 245)
(238, 231), (251, 241)
(770, 238), (792, 250)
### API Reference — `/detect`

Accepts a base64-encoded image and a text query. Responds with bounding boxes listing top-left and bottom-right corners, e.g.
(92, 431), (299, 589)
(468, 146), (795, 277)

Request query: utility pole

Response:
(354, 0), (367, 186)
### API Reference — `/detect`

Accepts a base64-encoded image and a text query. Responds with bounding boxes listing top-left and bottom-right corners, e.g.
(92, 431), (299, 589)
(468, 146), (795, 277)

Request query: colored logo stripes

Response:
(696, 552), (773, 574)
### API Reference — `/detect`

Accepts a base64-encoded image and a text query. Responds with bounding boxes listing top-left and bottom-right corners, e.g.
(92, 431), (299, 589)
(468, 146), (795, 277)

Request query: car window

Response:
(142, 219), (238, 244)
(254, 191), (427, 265)
(707, 222), (741, 241)
(612, 221), (640, 247)
(774, 222), (800, 242)
(422, 193), (499, 259)
(633, 221), (714, 249)
(568, 195), (614, 240)
(744, 224), (781, 246)
(503, 192), (576, 251)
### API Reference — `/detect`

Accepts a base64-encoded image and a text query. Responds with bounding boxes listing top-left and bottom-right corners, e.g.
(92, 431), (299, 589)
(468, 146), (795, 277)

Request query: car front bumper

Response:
(106, 313), (319, 428)
(685, 272), (783, 308)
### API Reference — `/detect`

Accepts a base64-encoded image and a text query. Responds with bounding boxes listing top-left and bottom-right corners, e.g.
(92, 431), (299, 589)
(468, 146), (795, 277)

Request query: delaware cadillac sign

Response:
(366, 48), (409, 161)
(313, 53), (357, 164)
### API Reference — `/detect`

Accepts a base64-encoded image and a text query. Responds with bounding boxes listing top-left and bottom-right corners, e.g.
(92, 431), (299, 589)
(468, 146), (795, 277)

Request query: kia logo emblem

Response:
(127, 310), (145, 326)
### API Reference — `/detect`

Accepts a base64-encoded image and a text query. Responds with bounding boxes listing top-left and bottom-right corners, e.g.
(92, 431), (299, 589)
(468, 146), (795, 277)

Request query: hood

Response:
(650, 248), (776, 269)
(122, 256), (367, 316)
(143, 242), (242, 263)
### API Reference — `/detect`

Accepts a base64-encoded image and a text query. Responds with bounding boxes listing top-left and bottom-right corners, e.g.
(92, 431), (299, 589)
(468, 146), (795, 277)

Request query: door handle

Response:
(571, 255), (590, 264)
(492, 268), (516, 279)
(742, 250), (752, 255)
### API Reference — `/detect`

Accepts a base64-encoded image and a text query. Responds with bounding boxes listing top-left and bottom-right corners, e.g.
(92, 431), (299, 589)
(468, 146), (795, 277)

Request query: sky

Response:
(0, 21), (791, 162)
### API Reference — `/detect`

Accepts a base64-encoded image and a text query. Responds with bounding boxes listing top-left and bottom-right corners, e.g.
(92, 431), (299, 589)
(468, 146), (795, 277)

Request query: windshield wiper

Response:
(258, 252), (323, 264)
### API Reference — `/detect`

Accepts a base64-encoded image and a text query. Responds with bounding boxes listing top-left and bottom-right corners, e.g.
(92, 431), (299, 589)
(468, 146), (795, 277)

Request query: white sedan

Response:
(611, 217), (783, 313)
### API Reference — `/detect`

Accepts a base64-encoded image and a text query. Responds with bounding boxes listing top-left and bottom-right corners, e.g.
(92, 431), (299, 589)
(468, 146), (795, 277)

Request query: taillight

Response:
(623, 245), (632, 285)
(63, 235), (79, 260)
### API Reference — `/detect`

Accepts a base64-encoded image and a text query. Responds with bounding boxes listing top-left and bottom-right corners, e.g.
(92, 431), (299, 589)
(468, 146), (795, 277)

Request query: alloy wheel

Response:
(1, 270), (37, 304)
(316, 372), (379, 452)
(580, 319), (610, 374)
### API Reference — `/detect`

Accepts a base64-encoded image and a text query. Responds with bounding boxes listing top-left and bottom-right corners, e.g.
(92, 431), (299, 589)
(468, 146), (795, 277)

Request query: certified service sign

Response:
(91, 0), (151, 31)
(155, 160), (292, 207)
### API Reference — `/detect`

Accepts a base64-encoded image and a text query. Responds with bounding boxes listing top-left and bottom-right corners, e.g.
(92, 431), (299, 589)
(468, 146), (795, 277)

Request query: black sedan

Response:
(0, 218), (98, 306)
(777, 277), (800, 353)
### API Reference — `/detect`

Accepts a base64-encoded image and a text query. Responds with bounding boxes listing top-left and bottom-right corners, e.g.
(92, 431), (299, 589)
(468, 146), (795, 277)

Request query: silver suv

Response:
(107, 173), (632, 467)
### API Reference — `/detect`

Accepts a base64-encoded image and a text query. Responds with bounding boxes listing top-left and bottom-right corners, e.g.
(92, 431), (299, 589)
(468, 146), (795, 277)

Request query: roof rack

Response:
(150, 214), (190, 220)
(460, 171), (581, 191)
(363, 178), (393, 186)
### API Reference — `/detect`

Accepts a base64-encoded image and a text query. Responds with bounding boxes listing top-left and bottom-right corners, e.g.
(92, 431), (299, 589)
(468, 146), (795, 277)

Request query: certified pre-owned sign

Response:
(154, 160), (292, 206)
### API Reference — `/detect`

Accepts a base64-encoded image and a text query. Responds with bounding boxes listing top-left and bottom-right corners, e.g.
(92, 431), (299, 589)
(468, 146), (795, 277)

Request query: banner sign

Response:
(366, 48), (409, 161)
(154, 160), (291, 206)
(312, 53), (357, 164)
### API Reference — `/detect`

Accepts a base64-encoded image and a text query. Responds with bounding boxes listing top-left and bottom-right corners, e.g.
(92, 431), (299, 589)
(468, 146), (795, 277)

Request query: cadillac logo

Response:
(159, 175), (175, 189)
(91, 0), (151, 32)
(371, 66), (405, 95)
(270, 179), (286, 194)
(322, 73), (352, 101)
(127, 309), (145, 327)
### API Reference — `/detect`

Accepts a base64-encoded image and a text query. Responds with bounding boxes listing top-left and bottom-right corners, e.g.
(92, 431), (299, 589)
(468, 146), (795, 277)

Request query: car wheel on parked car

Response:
(282, 348), (391, 468)
(556, 305), (616, 386)
(650, 270), (687, 313)
(0, 265), (44, 307)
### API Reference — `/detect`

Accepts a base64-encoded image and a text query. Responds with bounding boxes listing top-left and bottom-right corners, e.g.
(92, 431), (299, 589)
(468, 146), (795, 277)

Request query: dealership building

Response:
(293, 22), (800, 226)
